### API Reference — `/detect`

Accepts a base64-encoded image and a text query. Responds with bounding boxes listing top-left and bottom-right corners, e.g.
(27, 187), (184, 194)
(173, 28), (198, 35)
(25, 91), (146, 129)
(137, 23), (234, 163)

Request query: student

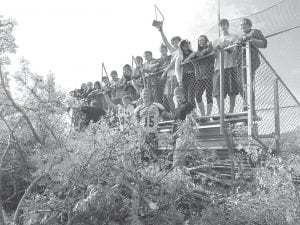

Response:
(162, 87), (194, 121)
(158, 24), (181, 55)
(104, 93), (135, 131)
(213, 18), (239, 114)
(157, 24), (182, 112)
(238, 18), (268, 112)
(110, 70), (123, 105)
(88, 81), (106, 110)
(187, 35), (214, 117)
(86, 82), (94, 95)
(135, 88), (165, 161)
(135, 88), (165, 133)
(120, 64), (138, 100)
(132, 56), (145, 95)
(110, 70), (120, 87)
(143, 51), (160, 103)
(175, 39), (196, 106)
(156, 44), (172, 107)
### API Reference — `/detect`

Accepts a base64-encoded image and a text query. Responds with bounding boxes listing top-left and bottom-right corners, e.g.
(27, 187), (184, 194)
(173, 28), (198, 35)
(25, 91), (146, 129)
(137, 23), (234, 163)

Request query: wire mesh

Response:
(254, 49), (300, 148)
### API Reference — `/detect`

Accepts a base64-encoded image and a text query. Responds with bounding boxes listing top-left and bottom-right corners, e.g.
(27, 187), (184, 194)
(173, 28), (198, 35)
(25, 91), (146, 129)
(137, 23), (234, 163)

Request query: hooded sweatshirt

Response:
(175, 39), (194, 84)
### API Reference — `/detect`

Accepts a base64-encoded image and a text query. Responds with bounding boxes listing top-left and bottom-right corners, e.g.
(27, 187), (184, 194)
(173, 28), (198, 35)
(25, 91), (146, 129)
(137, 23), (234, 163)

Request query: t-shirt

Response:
(213, 33), (239, 70)
(241, 29), (267, 72)
(192, 47), (215, 80)
(182, 51), (194, 75)
(117, 104), (135, 131)
(174, 101), (194, 121)
(135, 102), (165, 133)
(144, 59), (158, 74)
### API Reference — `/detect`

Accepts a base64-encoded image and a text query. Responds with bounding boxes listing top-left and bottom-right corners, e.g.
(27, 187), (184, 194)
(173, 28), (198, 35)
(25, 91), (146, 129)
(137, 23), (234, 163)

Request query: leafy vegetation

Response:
(0, 15), (299, 225)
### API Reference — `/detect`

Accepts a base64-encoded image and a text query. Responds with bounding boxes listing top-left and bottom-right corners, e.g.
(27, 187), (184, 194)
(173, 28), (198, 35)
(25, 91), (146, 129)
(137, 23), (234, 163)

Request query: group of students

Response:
(70, 17), (268, 133)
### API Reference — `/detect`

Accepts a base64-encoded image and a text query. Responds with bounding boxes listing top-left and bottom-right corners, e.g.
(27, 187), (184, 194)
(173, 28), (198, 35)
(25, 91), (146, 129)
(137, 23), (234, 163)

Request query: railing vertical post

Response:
(219, 49), (225, 134)
(274, 78), (281, 152)
(246, 41), (253, 136)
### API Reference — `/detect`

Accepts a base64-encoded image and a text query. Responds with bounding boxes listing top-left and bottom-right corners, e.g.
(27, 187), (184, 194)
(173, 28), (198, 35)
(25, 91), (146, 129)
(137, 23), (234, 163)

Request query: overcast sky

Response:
(1, 0), (290, 92)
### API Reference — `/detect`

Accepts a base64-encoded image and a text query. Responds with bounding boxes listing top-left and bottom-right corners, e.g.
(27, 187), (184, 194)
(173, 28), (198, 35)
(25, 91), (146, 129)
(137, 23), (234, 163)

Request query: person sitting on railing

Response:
(132, 56), (145, 96)
(135, 88), (166, 162)
(104, 92), (135, 131)
(185, 35), (214, 119)
(212, 18), (239, 114)
(162, 87), (194, 121)
(175, 39), (196, 106)
(237, 17), (268, 112)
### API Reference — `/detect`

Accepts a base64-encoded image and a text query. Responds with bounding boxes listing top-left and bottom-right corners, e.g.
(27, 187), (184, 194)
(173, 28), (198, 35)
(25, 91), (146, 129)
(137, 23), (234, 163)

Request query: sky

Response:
(2, 0), (295, 94)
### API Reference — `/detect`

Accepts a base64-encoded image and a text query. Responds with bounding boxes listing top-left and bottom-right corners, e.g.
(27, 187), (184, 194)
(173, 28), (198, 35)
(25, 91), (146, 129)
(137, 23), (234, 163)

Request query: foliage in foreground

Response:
(0, 14), (300, 225)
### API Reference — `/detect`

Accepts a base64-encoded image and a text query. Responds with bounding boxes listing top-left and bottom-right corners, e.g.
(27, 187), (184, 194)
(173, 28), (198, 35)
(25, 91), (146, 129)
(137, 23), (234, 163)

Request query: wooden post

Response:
(219, 49), (225, 134)
(273, 78), (280, 152)
(246, 42), (253, 136)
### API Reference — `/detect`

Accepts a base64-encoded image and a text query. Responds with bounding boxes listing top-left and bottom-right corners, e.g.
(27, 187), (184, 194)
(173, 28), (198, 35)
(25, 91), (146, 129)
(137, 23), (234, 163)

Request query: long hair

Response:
(198, 35), (209, 51)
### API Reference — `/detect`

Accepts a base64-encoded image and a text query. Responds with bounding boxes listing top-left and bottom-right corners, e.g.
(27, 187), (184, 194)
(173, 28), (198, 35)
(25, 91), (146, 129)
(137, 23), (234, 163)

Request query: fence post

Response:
(273, 78), (280, 152)
(219, 49), (225, 134)
(246, 41), (253, 137)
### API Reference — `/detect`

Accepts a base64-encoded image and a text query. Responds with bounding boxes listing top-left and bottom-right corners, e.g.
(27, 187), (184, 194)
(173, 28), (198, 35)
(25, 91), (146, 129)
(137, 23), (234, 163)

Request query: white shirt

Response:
(117, 104), (135, 131)
(134, 103), (165, 133)
(213, 33), (239, 70)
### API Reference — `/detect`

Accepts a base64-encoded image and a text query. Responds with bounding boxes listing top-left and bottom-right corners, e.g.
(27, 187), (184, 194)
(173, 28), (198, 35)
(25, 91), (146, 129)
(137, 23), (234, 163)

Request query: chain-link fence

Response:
(254, 48), (300, 148)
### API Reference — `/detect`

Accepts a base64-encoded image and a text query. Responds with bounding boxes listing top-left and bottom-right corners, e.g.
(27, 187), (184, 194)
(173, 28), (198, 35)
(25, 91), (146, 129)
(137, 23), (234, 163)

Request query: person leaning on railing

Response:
(157, 24), (181, 113)
(185, 35), (215, 119)
(110, 70), (123, 105)
(212, 18), (239, 114)
(237, 17), (268, 112)
(154, 44), (172, 106)
(120, 64), (139, 101)
(132, 56), (145, 96)
(175, 39), (196, 106)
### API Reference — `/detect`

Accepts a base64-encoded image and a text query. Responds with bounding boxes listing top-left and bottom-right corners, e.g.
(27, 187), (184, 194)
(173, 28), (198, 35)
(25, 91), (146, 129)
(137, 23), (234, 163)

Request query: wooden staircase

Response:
(157, 113), (260, 185)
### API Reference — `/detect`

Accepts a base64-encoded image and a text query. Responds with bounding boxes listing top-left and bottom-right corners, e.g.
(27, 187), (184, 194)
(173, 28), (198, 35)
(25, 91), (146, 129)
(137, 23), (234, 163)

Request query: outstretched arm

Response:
(159, 26), (176, 53)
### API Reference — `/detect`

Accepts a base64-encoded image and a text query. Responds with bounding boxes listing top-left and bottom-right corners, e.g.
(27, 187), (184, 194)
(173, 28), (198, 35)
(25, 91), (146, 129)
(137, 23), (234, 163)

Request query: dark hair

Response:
(171, 36), (181, 43)
(110, 70), (117, 75)
(94, 81), (101, 89)
(219, 18), (229, 26)
(160, 44), (167, 50)
(135, 56), (143, 61)
(123, 64), (131, 70)
(179, 40), (192, 53)
(144, 51), (152, 57)
(102, 76), (109, 80)
(241, 18), (252, 27)
(198, 35), (209, 51)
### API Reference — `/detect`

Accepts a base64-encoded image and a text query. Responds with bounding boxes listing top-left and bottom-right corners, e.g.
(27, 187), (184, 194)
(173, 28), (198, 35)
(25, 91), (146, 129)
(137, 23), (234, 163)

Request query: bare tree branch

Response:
(0, 63), (42, 144)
